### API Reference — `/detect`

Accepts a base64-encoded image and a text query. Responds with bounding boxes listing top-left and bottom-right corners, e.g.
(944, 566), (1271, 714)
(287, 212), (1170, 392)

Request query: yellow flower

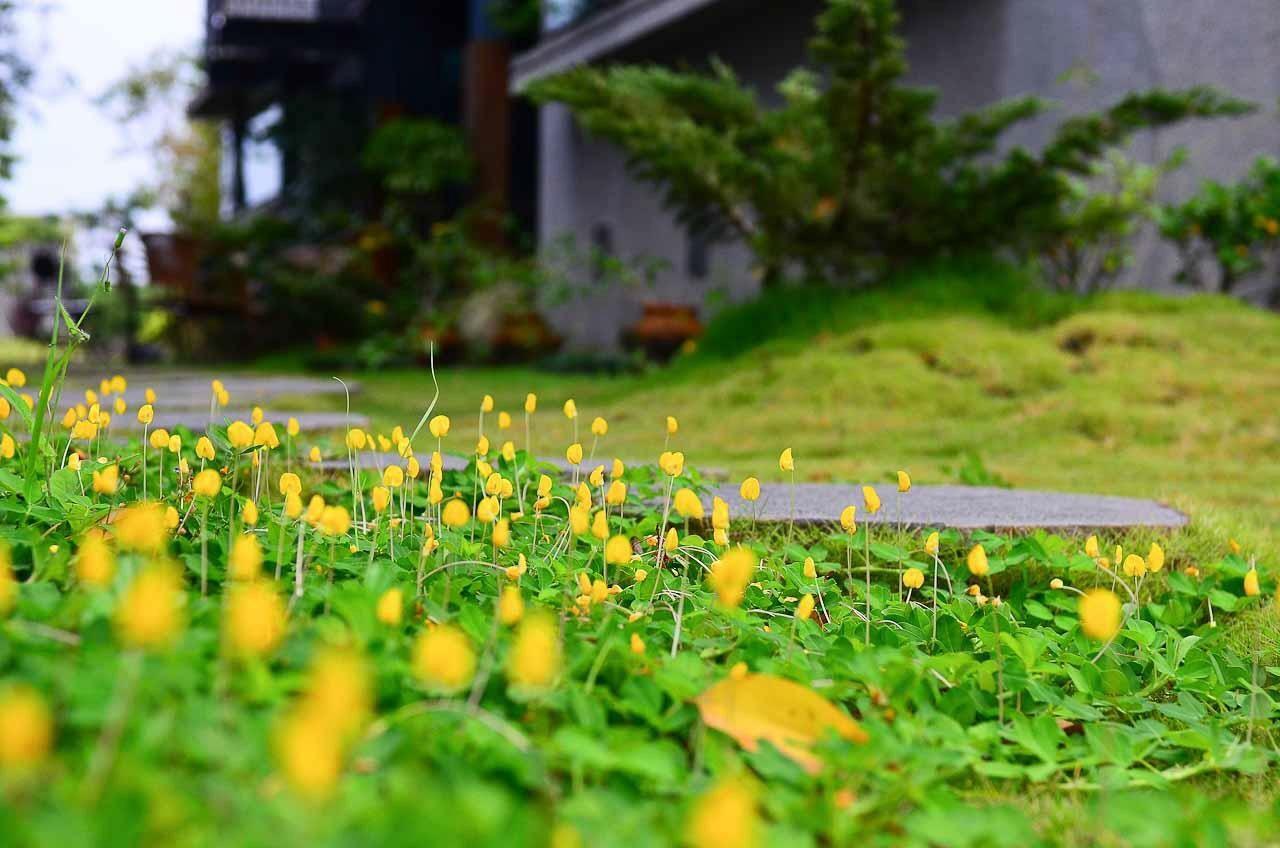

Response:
(476, 495), (499, 524)
(524, 393), (537, 414)
(67, 453), (81, 471)
(58, 406), (74, 428)
(72, 419), (98, 441)
(606, 480), (627, 506)
(1147, 543), (1164, 573)
(713, 528), (729, 546)
(659, 451), (685, 477)
(967, 544), (989, 577)
(862, 485), (881, 514)
(709, 547), (757, 608)
(924, 531), (940, 556)
(309, 446), (322, 463)
(287, 417), (300, 437)
(428, 415), (450, 438)
(666, 416), (678, 435)
(116, 565), (184, 649)
(481, 394), (494, 413)
(1228, 538), (1242, 555)
(113, 502), (168, 553)
(590, 510), (609, 540)
(674, 488), (704, 519)
(377, 588), (403, 626)
(167, 434), (182, 454)
(537, 474), (553, 497)
(91, 464), (119, 495)
(739, 476), (760, 502)
(148, 428), (170, 450)
(665, 528), (679, 553)
(839, 505), (856, 532)
(1122, 553), (1147, 578)
(211, 379), (224, 395)
(241, 499), (259, 527)
(164, 505), (180, 529)
(195, 436), (215, 461)
(566, 443), (583, 465)
(493, 518), (511, 548)
(0, 434), (14, 460)
(274, 709), (342, 799)
(591, 416), (608, 436)
(283, 492), (302, 520)
(442, 498), (471, 528)
(144, 387), (156, 404)
(193, 469), (221, 498)
(113, 397), (127, 415)
(76, 531), (115, 587)
(778, 447), (794, 472)
(250, 406), (264, 425)
(711, 497), (730, 530)
(0, 685), (52, 769)
(475, 435), (490, 456)
(1049, 578), (1064, 590)
(686, 778), (758, 848)
(588, 465), (605, 488)
(1244, 568), (1260, 597)
(224, 581), (286, 657)
(3, 368), (24, 388)
(279, 472), (302, 497)
(562, 399), (577, 419)
(407, 456), (421, 478)
(507, 611), (560, 690)
(897, 470), (911, 493)
(803, 557), (817, 579)
(227, 421), (254, 450)
(413, 624), (475, 692)
(605, 535), (632, 566)
(634, 568), (648, 582)
(137, 403), (154, 425)
(498, 586), (524, 625)
(254, 422), (280, 449)
(371, 486), (391, 514)
(903, 567), (925, 589)
(497, 411), (512, 430)
(229, 534), (263, 580)
(1078, 588), (1122, 641)
(611, 458), (624, 479)
(382, 465), (405, 488)
(319, 506), (351, 536)
(796, 593), (815, 621)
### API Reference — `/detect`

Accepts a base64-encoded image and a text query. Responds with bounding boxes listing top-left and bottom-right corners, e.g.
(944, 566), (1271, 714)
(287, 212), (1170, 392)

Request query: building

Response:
(513, 0), (1280, 349)
(190, 0), (537, 229)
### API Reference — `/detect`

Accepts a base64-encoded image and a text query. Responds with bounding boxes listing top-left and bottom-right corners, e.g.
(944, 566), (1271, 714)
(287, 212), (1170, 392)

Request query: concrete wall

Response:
(535, 0), (1280, 349)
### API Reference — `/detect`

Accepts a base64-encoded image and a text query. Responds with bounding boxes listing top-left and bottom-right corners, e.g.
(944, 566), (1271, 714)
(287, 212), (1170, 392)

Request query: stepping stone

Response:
(121, 410), (367, 433)
(707, 483), (1188, 530)
(62, 373), (359, 410)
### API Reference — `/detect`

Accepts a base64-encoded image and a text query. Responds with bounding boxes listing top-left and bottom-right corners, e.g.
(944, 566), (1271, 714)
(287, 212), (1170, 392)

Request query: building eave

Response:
(510, 0), (724, 92)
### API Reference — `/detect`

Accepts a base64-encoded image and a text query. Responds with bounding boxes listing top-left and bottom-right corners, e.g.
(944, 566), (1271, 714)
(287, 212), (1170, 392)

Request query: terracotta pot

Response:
(622, 302), (702, 361)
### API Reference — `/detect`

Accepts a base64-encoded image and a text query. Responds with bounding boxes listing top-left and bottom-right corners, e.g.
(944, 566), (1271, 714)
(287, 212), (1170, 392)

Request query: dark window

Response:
(590, 223), (613, 285)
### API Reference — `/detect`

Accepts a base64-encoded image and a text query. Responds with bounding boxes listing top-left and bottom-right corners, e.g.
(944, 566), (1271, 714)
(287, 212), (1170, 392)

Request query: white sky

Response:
(9, 0), (204, 224)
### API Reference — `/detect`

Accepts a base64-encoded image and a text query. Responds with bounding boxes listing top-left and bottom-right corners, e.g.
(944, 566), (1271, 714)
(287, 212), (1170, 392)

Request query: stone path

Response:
(55, 371), (1188, 530)
(327, 451), (1188, 530)
(707, 483), (1187, 530)
(61, 371), (368, 432)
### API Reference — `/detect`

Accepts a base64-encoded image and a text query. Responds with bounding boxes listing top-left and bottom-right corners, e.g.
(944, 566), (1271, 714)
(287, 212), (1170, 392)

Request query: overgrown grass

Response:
(344, 261), (1280, 560)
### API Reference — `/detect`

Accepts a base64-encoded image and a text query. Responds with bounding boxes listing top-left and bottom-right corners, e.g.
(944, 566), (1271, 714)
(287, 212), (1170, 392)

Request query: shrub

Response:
(1157, 156), (1280, 300)
(528, 0), (1252, 287)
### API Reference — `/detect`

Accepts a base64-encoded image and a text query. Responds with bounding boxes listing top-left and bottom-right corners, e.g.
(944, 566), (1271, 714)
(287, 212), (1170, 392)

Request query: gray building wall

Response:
(533, 0), (1280, 349)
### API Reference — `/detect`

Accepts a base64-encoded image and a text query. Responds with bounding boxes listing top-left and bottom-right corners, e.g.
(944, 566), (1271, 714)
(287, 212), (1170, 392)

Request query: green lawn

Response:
(329, 264), (1279, 562)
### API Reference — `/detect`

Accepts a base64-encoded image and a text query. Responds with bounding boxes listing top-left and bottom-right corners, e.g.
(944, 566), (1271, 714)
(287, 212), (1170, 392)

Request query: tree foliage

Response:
(528, 0), (1253, 286)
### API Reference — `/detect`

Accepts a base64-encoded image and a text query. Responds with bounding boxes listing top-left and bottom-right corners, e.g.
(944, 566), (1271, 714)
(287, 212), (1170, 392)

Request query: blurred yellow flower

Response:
(224, 581), (286, 657)
(413, 624), (475, 692)
(796, 593), (815, 621)
(229, 534), (263, 580)
(429, 415), (450, 438)
(91, 464), (119, 495)
(591, 416), (608, 436)
(227, 421), (254, 450)
(605, 535), (632, 566)
(377, 588), (403, 626)
(481, 394), (494, 413)
(803, 557), (817, 579)
(137, 403), (154, 425)
(897, 470), (911, 493)
(566, 443), (583, 465)
(924, 531), (939, 556)
(839, 505), (856, 532)
(319, 506), (351, 536)
(674, 488), (704, 519)
(1147, 543), (1164, 573)
(967, 544), (989, 577)
(1244, 568), (1260, 597)
(498, 586), (524, 625)
(686, 778), (758, 848)
(709, 547), (757, 608)
(241, 499), (259, 527)
(739, 477), (760, 502)
(116, 565), (184, 649)
(0, 685), (52, 769)
(1079, 588), (1121, 641)
(193, 469), (221, 498)
(113, 502), (168, 553)
(507, 611), (559, 690)
(903, 567), (925, 589)
(524, 393), (537, 414)
(442, 498), (470, 528)
(862, 485), (881, 514)
(75, 530), (115, 587)
(371, 486), (391, 514)
(562, 399), (577, 419)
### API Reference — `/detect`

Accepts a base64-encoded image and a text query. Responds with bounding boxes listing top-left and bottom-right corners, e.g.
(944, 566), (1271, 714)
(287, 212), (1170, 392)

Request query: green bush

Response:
(1157, 156), (1280, 299)
(528, 0), (1252, 287)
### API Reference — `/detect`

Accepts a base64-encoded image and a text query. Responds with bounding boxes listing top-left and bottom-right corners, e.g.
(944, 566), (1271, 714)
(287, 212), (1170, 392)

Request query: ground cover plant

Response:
(332, 259), (1280, 566)
(0, 256), (1277, 845)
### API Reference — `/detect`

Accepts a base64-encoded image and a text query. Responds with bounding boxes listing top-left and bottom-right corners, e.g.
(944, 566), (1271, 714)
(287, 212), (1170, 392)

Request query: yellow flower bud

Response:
(967, 544), (989, 577)
(739, 476), (760, 502)
(566, 443), (583, 465)
(193, 469), (221, 498)
(778, 448), (793, 472)
(862, 485), (881, 514)
(562, 399), (577, 419)
(137, 403), (154, 425)
(903, 567), (924, 589)
(897, 470), (911, 493)
(377, 588), (403, 626)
